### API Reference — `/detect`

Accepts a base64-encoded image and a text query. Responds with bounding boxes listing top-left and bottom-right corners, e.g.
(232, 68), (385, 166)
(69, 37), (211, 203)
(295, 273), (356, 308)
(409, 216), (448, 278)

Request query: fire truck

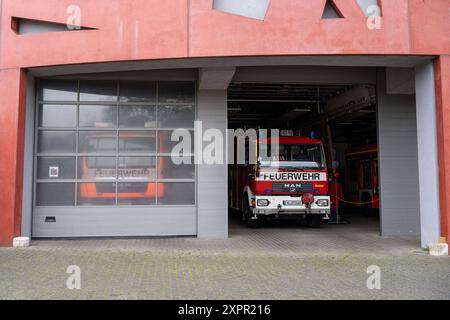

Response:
(230, 136), (330, 228)
(344, 144), (379, 214)
(78, 131), (165, 205)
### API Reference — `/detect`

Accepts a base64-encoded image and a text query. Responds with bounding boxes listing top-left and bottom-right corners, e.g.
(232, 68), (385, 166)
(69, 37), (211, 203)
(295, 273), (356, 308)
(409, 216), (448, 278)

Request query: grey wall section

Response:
(21, 74), (35, 237)
(386, 68), (415, 94)
(377, 69), (421, 236)
(213, 0), (270, 20)
(356, 0), (380, 16)
(233, 66), (377, 85)
(31, 56), (432, 78)
(52, 69), (198, 81)
(18, 19), (71, 35)
(33, 207), (197, 237)
(415, 61), (441, 247)
(196, 90), (228, 238)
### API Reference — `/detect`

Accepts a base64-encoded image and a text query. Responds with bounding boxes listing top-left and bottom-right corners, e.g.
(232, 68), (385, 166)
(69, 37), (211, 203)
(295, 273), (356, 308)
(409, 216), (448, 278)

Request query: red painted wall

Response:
(0, 69), (26, 246)
(409, 0), (450, 55)
(0, 0), (189, 68)
(435, 56), (450, 245)
(0, 0), (449, 69)
(189, 0), (412, 57)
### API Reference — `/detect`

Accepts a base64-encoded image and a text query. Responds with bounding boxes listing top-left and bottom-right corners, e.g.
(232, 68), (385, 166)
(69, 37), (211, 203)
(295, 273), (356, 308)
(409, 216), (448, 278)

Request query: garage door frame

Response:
(30, 78), (198, 238)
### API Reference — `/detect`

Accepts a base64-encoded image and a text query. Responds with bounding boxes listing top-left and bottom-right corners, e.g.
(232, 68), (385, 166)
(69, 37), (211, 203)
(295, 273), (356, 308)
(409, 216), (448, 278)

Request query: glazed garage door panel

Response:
(32, 80), (197, 237)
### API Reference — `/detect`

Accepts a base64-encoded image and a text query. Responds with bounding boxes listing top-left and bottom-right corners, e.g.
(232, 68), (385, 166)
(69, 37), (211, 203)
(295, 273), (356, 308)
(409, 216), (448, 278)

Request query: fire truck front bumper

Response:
(252, 195), (330, 216)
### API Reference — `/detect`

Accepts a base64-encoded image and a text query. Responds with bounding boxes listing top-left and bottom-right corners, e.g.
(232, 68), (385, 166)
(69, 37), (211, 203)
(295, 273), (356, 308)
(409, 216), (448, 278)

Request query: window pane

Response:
(79, 105), (117, 128)
(119, 105), (156, 128)
(36, 183), (75, 206)
(159, 130), (194, 154)
(79, 81), (117, 102)
(77, 182), (116, 206)
(158, 105), (195, 128)
(119, 131), (156, 154)
(118, 157), (157, 180)
(159, 156), (195, 179)
(118, 183), (156, 205)
(158, 82), (195, 103)
(38, 131), (76, 153)
(78, 157), (116, 180)
(37, 157), (76, 180)
(158, 182), (195, 205)
(39, 104), (77, 128)
(119, 81), (157, 102)
(79, 131), (117, 154)
(39, 80), (78, 102)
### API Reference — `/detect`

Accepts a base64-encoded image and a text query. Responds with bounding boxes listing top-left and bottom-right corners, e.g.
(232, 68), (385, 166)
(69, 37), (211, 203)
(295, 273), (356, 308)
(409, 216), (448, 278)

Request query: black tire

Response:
(243, 199), (259, 228)
(246, 216), (259, 228)
(306, 215), (322, 228)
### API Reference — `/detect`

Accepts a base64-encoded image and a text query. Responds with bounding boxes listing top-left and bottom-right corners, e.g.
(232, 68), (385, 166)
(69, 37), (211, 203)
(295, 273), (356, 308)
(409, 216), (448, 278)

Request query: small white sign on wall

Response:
(49, 166), (59, 178)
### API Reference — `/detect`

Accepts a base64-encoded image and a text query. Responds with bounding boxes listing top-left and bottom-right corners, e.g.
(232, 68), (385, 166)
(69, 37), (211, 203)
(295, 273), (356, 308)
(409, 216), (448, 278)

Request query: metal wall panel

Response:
(415, 61), (441, 247)
(377, 69), (421, 236)
(197, 90), (228, 238)
(33, 207), (197, 237)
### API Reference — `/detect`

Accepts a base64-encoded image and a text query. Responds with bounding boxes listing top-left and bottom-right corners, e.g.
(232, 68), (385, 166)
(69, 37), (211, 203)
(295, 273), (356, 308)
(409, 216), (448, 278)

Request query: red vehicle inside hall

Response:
(230, 136), (330, 228)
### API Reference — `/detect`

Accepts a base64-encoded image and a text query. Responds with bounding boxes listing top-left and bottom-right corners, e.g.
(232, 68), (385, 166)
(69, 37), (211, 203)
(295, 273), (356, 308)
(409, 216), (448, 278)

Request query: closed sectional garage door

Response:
(32, 79), (197, 237)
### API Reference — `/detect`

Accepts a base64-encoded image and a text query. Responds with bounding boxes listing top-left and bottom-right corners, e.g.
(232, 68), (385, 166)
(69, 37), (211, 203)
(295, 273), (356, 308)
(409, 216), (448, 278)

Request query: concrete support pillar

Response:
(196, 90), (228, 238)
(0, 68), (27, 247)
(434, 56), (450, 249)
(414, 61), (441, 248)
(196, 67), (234, 238)
(377, 68), (421, 237)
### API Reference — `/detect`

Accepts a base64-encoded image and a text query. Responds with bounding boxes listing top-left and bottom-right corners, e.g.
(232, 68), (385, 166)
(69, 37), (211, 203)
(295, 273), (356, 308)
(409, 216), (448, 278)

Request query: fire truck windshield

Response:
(260, 144), (325, 169)
(81, 134), (157, 180)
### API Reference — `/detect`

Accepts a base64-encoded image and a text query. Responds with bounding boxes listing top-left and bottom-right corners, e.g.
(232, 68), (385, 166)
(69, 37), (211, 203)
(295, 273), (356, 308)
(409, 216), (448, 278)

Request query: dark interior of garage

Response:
(227, 82), (380, 232)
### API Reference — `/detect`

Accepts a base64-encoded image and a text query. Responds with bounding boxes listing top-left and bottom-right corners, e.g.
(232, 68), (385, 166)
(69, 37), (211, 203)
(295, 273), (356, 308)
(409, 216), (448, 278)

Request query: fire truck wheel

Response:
(243, 203), (259, 228)
(245, 215), (259, 229)
(306, 215), (322, 228)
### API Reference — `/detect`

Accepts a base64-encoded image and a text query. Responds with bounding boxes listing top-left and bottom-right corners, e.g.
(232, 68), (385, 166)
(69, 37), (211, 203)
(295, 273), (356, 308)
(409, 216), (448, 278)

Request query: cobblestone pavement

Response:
(0, 214), (449, 300)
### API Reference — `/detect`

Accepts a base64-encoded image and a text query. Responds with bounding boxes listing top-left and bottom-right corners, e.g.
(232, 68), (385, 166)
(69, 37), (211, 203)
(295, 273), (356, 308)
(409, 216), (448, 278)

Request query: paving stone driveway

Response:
(0, 215), (449, 300)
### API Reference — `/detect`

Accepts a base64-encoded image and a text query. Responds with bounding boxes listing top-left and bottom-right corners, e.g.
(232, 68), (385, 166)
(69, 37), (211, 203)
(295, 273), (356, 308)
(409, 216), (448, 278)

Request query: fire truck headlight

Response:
(257, 199), (270, 207)
(316, 199), (329, 207)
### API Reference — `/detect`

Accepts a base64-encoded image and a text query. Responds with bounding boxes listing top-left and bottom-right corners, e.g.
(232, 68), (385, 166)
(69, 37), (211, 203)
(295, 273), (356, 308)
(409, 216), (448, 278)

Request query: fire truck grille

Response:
(95, 184), (116, 193)
(119, 183), (149, 193)
(272, 182), (314, 193)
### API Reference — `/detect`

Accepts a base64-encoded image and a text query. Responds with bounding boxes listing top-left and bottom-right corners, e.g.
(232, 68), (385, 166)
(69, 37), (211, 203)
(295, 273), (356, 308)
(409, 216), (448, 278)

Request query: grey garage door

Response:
(32, 79), (197, 237)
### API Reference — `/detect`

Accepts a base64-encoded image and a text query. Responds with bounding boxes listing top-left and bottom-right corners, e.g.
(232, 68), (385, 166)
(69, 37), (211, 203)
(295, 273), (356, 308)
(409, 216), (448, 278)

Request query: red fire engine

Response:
(344, 144), (380, 214)
(230, 136), (331, 228)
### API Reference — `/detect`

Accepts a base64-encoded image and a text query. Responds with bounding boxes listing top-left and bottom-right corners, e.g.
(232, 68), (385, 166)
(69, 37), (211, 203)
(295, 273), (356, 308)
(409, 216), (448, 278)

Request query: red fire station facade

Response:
(0, 0), (449, 249)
